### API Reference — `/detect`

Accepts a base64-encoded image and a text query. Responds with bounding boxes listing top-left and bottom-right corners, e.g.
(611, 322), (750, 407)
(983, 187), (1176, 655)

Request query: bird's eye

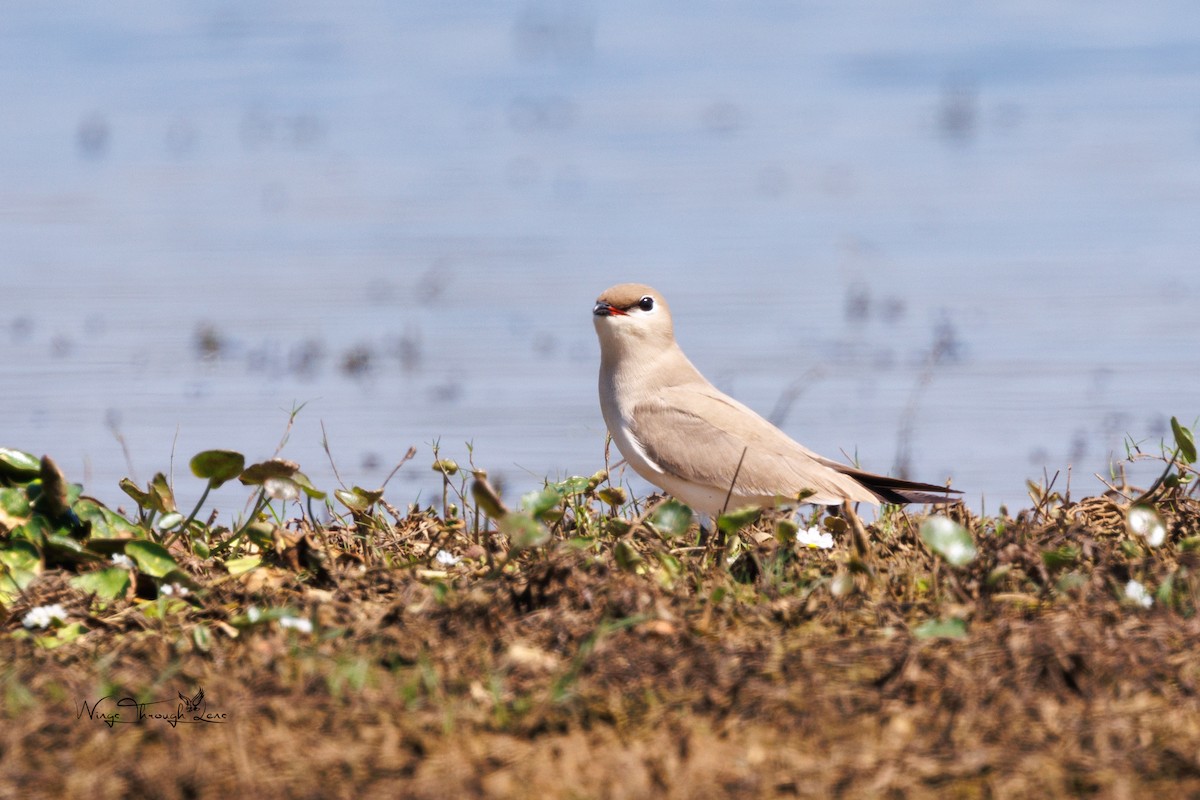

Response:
(638, 296), (655, 311)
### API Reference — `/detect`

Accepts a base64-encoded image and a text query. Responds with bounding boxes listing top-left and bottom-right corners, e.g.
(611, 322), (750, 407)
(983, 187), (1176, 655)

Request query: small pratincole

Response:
(591, 283), (959, 517)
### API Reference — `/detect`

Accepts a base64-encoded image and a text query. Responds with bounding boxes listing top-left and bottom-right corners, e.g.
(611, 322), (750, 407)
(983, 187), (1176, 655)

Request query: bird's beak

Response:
(593, 301), (626, 317)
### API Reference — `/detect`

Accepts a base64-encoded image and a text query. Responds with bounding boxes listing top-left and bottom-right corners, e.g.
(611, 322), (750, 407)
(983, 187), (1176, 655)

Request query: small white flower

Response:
(796, 526), (835, 550)
(110, 554), (134, 570)
(246, 606), (262, 623)
(278, 615), (313, 634)
(1124, 579), (1153, 609)
(435, 549), (461, 566)
(22, 604), (68, 629)
(159, 583), (190, 598)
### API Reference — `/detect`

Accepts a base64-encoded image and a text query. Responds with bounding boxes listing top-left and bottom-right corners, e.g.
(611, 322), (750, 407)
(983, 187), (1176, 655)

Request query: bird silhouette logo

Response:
(179, 688), (205, 714)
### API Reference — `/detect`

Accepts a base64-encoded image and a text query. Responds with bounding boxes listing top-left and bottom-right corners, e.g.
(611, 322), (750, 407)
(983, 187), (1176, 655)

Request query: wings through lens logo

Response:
(76, 686), (228, 728)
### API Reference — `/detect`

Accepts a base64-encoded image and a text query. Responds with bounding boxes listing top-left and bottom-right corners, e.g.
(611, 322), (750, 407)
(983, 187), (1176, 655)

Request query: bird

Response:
(592, 283), (959, 517)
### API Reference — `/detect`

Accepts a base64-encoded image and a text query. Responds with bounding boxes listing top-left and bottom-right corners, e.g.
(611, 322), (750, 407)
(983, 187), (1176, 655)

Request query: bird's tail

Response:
(824, 462), (961, 505)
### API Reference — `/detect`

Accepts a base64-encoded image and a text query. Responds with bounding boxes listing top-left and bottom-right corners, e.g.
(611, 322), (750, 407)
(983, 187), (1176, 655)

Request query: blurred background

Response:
(2, 2), (1197, 516)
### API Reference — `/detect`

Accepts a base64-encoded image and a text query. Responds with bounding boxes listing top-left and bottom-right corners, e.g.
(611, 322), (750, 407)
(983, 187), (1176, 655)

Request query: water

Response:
(3, 2), (1198, 517)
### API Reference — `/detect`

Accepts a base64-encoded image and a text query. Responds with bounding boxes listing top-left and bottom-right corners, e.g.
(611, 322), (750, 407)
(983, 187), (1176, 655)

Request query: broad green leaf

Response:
(717, 506), (761, 535)
(335, 486), (381, 512)
(0, 486), (31, 526)
(1171, 416), (1197, 464)
(0, 541), (41, 572)
(12, 516), (51, 546)
(239, 459), (299, 485)
(913, 618), (968, 640)
(124, 540), (179, 578)
(0, 541), (41, 604)
(649, 500), (692, 538)
(334, 488), (368, 512)
(500, 512), (549, 550)
(43, 533), (101, 566)
(71, 498), (138, 538)
(521, 488), (563, 520)
(70, 567), (132, 601)
(40, 622), (89, 649)
(1127, 505), (1167, 547)
(919, 516), (977, 566)
(0, 448), (40, 483)
(291, 470), (326, 500)
(224, 555), (262, 576)
(189, 450), (246, 487)
(552, 475), (591, 498)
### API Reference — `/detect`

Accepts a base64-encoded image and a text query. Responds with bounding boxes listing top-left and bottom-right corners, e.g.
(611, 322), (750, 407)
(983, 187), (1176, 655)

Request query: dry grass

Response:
(3, 488), (1200, 799)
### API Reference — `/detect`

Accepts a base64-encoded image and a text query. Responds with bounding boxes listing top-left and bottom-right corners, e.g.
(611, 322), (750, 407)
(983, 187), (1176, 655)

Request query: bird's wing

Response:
(629, 384), (880, 505)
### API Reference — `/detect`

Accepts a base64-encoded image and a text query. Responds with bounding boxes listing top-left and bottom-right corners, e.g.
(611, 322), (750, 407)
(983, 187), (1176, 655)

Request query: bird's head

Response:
(592, 284), (675, 358)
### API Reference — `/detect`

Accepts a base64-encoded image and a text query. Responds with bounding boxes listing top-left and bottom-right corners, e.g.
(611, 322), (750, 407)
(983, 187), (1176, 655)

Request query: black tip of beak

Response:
(593, 301), (621, 317)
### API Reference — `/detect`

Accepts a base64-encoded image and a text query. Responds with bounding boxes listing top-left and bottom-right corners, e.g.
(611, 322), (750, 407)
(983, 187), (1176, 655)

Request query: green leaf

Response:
(0, 541), (41, 572)
(521, 488), (563, 521)
(291, 470), (326, 500)
(0, 541), (42, 604)
(239, 459), (299, 485)
(614, 539), (644, 572)
(119, 478), (154, 510)
(0, 486), (32, 524)
(913, 617), (968, 640)
(919, 517), (977, 567)
(148, 473), (177, 514)
(1171, 416), (1196, 464)
(717, 506), (762, 535)
(500, 512), (549, 550)
(41, 622), (89, 649)
(773, 519), (799, 545)
(648, 500), (692, 539)
(224, 554), (262, 576)
(43, 533), (102, 566)
(71, 498), (138, 539)
(69, 568), (132, 601)
(189, 450), (246, 487)
(1041, 545), (1080, 571)
(0, 448), (40, 483)
(551, 475), (591, 498)
(124, 540), (179, 578)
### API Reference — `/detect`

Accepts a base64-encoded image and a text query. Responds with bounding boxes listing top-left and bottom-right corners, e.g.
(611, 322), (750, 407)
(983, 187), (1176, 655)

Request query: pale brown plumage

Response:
(592, 283), (958, 515)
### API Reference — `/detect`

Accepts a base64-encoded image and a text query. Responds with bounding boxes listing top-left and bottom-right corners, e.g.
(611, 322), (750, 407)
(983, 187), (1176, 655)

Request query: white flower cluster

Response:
(159, 583), (190, 598)
(110, 553), (134, 570)
(1124, 579), (1153, 609)
(22, 604), (68, 629)
(435, 549), (461, 566)
(796, 526), (834, 550)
